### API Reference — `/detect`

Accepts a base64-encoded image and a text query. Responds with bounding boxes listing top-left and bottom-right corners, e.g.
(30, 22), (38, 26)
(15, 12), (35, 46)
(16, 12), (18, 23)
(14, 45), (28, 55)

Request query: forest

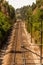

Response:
(0, 0), (43, 48)
(0, 0), (16, 48)
(16, 0), (43, 44)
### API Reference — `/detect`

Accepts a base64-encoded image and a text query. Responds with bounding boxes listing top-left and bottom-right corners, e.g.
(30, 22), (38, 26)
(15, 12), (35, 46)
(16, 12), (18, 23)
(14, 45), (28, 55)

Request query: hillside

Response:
(16, 0), (43, 45)
(0, 0), (16, 48)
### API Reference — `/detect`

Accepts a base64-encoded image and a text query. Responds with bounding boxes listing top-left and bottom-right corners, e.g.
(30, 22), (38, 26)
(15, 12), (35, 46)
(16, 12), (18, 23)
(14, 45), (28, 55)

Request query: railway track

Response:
(0, 21), (42, 65)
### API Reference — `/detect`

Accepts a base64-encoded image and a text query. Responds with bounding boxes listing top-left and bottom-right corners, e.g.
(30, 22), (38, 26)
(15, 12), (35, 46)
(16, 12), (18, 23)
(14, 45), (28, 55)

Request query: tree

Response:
(36, 0), (43, 7)
(0, 12), (11, 44)
(32, 3), (36, 10)
(8, 5), (15, 19)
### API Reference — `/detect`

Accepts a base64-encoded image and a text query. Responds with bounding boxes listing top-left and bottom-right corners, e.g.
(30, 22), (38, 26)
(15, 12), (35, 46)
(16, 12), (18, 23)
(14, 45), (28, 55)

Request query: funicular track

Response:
(1, 21), (42, 65)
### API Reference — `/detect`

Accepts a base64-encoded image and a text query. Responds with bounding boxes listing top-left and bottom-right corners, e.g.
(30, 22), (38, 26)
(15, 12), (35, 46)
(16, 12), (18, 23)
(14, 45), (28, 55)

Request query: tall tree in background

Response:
(8, 5), (15, 19)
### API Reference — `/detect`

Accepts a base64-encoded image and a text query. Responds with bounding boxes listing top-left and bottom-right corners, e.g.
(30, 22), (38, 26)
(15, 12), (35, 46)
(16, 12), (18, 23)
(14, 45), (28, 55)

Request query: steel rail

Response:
(20, 22), (26, 65)
(22, 46), (43, 59)
(2, 23), (17, 65)
(13, 23), (19, 65)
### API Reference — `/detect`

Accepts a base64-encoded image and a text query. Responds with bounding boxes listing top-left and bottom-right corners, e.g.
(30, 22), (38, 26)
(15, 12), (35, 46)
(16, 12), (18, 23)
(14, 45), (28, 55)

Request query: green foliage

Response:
(39, 9), (43, 20)
(31, 8), (43, 44)
(19, 6), (30, 20)
(18, 2), (43, 45)
(1, 1), (16, 19)
(0, 31), (3, 40)
(36, 0), (43, 7)
(8, 5), (15, 19)
(32, 3), (36, 10)
(0, 0), (16, 46)
(26, 7), (32, 20)
(2, 22), (11, 32)
(0, 12), (11, 43)
(36, 0), (41, 7)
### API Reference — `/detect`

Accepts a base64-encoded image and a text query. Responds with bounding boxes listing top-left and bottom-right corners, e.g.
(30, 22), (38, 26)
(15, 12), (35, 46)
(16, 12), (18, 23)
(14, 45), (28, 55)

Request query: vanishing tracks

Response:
(0, 21), (41, 65)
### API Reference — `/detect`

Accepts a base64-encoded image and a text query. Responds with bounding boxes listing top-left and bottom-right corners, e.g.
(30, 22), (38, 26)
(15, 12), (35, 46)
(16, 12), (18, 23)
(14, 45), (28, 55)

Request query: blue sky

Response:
(6, 0), (36, 9)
